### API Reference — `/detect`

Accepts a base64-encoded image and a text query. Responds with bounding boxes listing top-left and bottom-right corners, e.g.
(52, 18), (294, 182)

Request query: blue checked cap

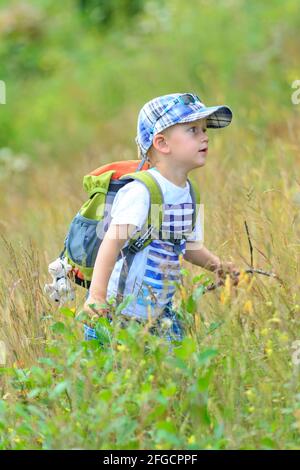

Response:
(135, 92), (233, 157)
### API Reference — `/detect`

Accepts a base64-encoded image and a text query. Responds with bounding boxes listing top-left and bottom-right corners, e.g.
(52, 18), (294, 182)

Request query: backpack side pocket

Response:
(66, 213), (102, 268)
(65, 171), (114, 272)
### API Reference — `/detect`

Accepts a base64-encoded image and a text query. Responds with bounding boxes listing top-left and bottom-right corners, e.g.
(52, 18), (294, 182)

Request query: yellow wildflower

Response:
(278, 332), (289, 343)
(245, 389), (255, 400)
(106, 371), (115, 384)
(265, 339), (273, 357)
(243, 300), (253, 314)
(220, 275), (231, 305)
(267, 317), (281, 324)
(188, 435), (196, 445)
(238, 270), (250, 285)
(178, 254), (184, 267)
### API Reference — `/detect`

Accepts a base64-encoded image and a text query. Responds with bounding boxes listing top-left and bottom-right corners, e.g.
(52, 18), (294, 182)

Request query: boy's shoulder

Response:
(119, 177), (150, 197)
(113, 178), (150, 210)
(116, 167), (192, 203)
(118, 168), (161, 198)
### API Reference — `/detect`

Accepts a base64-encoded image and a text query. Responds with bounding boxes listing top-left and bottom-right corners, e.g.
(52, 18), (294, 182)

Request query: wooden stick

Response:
(244, 220), (254, 269)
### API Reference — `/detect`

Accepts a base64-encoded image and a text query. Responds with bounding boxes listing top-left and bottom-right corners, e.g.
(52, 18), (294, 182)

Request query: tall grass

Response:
(0, 0), (300, 449)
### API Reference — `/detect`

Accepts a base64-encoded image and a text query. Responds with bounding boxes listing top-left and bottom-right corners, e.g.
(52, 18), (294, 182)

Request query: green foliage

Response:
(1, 0), (300, 451)
(0, 0), (299, 157)
(0, 309), (221, 449)
(77, 0), (146, 30)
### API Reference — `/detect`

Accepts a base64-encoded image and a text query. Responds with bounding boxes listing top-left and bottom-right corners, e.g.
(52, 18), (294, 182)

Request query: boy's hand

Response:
(215, 261), (240, 287)
(80, 296), (111, 328)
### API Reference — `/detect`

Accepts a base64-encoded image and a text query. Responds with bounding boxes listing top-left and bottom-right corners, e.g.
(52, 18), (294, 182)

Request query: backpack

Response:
(44, 159), (200, 305)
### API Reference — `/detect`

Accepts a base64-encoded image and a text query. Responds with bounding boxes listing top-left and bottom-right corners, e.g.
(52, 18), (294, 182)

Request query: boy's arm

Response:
(83, 223), (137, 320)
(183, 243), (239, 284)
(82, 179), (150, 324)
(183, 243), (221, 271)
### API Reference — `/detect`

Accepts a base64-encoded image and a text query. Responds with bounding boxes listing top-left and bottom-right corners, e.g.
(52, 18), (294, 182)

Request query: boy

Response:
(82, 92), (239, 341)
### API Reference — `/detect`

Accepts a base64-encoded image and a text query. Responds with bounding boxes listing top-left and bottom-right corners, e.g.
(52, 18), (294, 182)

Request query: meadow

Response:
(0, 0), (299, 449)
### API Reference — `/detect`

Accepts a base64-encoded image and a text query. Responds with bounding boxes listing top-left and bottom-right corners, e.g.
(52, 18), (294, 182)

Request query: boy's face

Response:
(158, 118), (209, 171)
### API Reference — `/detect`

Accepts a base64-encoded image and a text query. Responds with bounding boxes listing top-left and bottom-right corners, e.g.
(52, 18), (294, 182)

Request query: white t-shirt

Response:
(106, 167), (203, 320)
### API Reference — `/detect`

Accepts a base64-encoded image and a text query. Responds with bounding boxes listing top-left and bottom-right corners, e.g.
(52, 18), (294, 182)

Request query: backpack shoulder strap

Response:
(116, 170), (165, 301)
(119, 170), (165, 247)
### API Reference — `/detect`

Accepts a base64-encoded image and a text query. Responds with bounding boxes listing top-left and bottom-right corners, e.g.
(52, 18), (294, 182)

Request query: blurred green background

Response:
(1, 0), (300, 450)
(0, 0), (299, 163)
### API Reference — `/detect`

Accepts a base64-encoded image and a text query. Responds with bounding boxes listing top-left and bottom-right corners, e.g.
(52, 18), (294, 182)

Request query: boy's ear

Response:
(152, 133), (170, 154)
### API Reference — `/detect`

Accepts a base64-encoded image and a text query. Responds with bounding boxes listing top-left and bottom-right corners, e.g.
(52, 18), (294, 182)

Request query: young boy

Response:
(82, 92), (239, 342)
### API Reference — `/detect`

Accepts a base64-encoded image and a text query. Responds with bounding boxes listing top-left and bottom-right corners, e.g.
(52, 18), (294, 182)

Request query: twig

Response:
(244, 220), (254, 269)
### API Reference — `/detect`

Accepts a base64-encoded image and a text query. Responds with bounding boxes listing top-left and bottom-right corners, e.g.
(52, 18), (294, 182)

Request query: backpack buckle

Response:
(128, 239), (144, 253)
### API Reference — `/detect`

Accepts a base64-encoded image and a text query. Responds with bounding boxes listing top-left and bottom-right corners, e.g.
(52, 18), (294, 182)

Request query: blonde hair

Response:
(136, 143), (155, 167)
(137, 144), (145, 160)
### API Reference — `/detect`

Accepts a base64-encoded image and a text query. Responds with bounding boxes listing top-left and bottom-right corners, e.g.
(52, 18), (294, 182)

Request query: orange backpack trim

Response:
(89, 160), (150, 179)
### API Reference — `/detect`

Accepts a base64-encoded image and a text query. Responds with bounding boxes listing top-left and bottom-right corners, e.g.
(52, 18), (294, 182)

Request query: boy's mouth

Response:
(198, 147), (208, 153)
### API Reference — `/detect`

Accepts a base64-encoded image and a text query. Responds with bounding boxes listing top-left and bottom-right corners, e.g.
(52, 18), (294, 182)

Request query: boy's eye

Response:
(189, 126), (207, 133)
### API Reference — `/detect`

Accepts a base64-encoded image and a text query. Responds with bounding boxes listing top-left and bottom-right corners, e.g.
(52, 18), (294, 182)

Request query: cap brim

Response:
(176, 105), (232, 129)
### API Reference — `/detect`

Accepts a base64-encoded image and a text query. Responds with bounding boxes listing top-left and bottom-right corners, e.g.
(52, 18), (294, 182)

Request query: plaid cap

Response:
(135, 92), (232, 157)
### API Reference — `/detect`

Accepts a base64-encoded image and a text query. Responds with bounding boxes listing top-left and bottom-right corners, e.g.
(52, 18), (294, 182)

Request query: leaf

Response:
(174, 337), (196, 360)
(194, 284), (206, 300)
(51, 322), (67, 334)
(156, 420), (177, 434)
(186, 294), (197, 313)
(75, 310), (90, 323)
(94, 318), (113, 345)
(27, 405), (46, 420)
(59, 307), (75, 318)
(115, 294), (135, 315)
(37, 357), (56, 367)
(180, 268), (189, 277)
(206, 321), (224, 335)
(27, 388), (42, 399)
(66, 350), (82, 367)
(197, 348), (219, 366)
(49, 381), (69, 399)
(261, 437), (277, 449)
(197, 368), (214, 392)
(99, 389), (113, 402)
(192, 273), (206, 284)
(161, 382), (177, 398)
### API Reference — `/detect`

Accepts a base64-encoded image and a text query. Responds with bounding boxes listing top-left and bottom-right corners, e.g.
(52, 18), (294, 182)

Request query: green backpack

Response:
(58, 159), (200, 300)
